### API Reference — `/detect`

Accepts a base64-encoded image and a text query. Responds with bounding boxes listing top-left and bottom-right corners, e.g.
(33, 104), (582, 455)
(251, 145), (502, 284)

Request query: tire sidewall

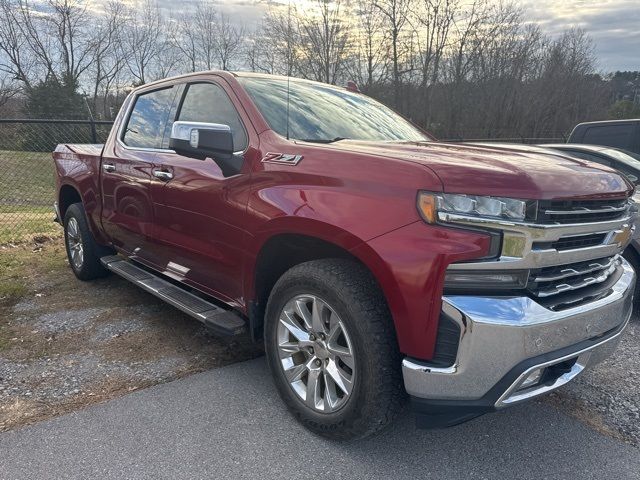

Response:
(63, 203), (108, 280)
(64, 205), (85, 276)
(265, 270), (375, 434)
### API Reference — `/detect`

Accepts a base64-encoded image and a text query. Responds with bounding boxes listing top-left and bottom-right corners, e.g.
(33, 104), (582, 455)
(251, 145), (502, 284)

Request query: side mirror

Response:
(169, 121), (242, 176)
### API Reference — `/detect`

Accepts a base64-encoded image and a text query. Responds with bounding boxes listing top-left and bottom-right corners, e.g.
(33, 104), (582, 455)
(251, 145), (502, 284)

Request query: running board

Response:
(100, 255), (246, 336)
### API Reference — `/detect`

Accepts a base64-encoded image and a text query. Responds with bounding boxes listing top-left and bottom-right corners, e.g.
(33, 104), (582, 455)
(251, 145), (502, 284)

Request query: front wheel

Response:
(264, 259), (404, 440)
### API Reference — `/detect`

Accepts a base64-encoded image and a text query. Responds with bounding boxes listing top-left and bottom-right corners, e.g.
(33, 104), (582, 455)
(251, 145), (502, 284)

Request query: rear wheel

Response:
(63, 203), (112, 281)
(264, 259), (403, 440)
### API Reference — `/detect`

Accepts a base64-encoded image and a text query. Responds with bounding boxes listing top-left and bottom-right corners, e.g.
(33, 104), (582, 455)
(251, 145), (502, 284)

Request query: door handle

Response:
(102, 163), (116, 173)
(153, 170), (173, 181)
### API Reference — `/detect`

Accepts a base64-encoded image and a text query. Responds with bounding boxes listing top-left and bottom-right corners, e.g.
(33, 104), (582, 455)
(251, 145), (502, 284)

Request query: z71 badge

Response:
(261, 152), (303, 165)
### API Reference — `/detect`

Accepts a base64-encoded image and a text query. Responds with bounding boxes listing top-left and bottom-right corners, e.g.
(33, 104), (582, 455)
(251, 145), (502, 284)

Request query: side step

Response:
(100, 255), (245, 336)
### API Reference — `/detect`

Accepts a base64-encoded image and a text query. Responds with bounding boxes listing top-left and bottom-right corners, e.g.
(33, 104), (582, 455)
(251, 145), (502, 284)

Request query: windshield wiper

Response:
(299, 137), (350, 144)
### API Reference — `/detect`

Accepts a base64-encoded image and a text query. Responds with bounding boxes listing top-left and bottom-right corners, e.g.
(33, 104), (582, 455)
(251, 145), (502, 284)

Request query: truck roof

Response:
(128, 70), (353, 94)
(573, 118), (640, 127)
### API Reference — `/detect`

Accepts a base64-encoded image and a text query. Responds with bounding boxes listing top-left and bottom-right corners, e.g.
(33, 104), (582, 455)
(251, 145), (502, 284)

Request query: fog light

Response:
(444, 270), (528, 290)
(520, 368), (544, 389)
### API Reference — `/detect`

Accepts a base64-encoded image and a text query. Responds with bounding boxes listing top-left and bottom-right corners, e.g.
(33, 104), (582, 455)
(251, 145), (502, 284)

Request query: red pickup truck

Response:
(53, 71), (636, 440)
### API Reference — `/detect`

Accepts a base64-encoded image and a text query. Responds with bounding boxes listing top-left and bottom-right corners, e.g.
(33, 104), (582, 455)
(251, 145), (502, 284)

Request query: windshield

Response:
(237, 76), (429, 143)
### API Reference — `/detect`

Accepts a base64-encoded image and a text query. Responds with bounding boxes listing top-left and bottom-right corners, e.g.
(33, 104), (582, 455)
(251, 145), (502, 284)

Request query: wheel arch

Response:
(57, 180), (110, 246)
(58, 183), (83, 219)
(245, 218), (404, 343)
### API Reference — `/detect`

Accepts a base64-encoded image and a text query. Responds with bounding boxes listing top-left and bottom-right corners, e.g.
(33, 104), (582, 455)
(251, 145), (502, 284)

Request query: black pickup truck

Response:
(569, 119), (640, 155)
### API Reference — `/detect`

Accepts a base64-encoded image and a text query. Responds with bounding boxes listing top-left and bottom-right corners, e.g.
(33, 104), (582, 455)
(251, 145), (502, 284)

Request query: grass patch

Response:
(0, 240), (67, 307)
(0, 325), (12, 351)
(0, 207), (60, 244)
(0, 281), (28, 305)
(0, 150), (55, 205)
(0, 150), (58, 244)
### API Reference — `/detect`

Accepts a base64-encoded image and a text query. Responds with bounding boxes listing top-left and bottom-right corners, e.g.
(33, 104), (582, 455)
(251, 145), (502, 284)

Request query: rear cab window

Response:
(583, 124), (635, 150)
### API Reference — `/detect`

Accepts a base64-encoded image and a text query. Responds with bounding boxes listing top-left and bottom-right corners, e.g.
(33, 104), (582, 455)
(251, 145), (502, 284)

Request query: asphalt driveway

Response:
(0, 358), (638, 480)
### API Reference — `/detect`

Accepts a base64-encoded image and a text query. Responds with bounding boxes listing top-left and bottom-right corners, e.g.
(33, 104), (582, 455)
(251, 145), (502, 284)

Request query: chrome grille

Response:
(537, 198), (628, 224)
(548, 233), (607, 251)
(528, 255), (620, 300)
(443, 196), (632, 312)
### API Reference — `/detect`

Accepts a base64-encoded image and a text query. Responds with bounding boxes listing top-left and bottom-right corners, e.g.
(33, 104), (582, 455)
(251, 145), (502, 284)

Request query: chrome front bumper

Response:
(403, 258), (634, 408)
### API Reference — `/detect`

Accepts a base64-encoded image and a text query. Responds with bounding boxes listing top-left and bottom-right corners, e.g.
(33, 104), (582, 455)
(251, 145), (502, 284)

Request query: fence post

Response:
(89, 118), (98, 143)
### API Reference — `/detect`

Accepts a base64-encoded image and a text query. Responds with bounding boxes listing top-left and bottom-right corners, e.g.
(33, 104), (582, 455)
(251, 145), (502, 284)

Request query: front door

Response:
(100, 85), (178, 266)
(152, 81), (253, 304)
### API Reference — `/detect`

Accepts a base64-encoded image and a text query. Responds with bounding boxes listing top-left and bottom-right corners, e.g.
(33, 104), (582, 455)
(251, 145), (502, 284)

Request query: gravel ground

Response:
(1, 239), (639, 446)
(0, 240), (262, 431)
(546, 312), (640, 445)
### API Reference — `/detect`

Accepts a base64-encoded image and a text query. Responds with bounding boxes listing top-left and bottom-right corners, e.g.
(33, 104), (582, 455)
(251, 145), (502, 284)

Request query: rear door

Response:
(100, 85), (179, 265)
(152, 80), (253, 303)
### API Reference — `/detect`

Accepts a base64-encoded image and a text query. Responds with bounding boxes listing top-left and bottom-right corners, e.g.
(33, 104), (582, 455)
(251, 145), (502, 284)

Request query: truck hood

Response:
(324, 140), (632, 199)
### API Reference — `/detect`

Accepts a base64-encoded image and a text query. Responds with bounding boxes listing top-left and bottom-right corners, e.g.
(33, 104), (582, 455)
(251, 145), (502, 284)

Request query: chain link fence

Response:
(0, 119), (113, 244)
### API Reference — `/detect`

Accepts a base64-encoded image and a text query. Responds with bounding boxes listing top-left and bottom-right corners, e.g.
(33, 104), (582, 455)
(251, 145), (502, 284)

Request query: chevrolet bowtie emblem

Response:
(612, 225), (633, 246)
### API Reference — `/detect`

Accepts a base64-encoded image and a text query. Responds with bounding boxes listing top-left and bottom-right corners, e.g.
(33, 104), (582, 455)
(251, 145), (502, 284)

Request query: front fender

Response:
(352, 221), (492, 360)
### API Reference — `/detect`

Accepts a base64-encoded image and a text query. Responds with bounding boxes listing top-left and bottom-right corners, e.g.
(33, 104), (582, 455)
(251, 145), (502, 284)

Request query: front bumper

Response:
(403, 258), (635, 428)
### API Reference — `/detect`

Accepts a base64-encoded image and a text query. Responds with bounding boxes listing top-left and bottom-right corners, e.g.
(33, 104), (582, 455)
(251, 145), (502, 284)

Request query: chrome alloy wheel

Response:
(277, 294), (356, 413)
(66, 217), (84, 270)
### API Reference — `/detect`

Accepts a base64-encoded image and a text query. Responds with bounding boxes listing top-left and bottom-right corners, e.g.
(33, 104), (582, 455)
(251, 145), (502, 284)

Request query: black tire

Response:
(63, 203), (112, 281)
(264, 258), (404, 440)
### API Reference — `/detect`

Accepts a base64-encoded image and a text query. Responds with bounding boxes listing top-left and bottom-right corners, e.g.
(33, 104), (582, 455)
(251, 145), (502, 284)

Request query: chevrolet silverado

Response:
(53, 71), (636, 439)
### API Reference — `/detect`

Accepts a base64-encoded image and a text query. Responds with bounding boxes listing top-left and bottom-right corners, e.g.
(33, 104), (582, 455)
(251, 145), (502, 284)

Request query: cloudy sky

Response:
(157, 0), (639, 72)
(520, 0), (640, 71)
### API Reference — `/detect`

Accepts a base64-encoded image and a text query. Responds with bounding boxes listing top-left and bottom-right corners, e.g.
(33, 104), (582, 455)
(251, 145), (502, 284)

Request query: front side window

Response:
(237, 76), (429, 143)
(122, 87), (175, 149)
(177, 82), (248, 151)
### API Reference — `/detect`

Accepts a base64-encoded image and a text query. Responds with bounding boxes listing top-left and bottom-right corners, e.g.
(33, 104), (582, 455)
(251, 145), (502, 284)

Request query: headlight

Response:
(417, 192), (531, 224)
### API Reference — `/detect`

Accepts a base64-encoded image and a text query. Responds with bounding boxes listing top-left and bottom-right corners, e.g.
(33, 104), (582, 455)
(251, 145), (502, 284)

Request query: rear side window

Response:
(122, 87), (176, 149)
(177, 82), (248, 151)
(582, 124), (635, 150)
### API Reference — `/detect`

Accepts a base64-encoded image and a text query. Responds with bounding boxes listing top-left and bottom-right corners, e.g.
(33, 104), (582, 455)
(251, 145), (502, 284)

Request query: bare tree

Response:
(297, 0), (350, 84)
(0, 73), (19, 110)
(152, 19), (181, 79)
(120, 0), (163, 85)
(194, 2), (219, 70)
(245, 21), (278, 74)
(347, 0), (389, 91)
(261, 5), (301, 76)
(173, 14), (199, 73)
(88, 1), (125, 118)
(214, 13), (244, 71)
(413, 0), (458, 125)
(172, 2), (217, 72)
(0, 0), (35, 87)
(374, 0), (414, 109)
(0, 0), (93, 87)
